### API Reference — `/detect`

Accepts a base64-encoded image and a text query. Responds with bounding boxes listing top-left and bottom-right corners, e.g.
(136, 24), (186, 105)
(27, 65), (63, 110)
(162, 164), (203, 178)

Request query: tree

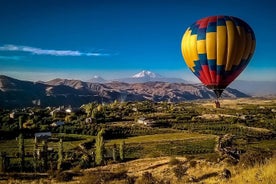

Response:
(119, 141), (125, 161)
(0, 152), (9, 172)
(112, 144), (117, 162)
(95, 129), (105, 165)
(42, 140), (48, 171)
(18, 116), (25, 172)
(91, 108), (98, 120)
(83, 103), (97, 117)
(92, 106), (105, 123)
(57, 139), (63, 171)
(33, 141), (38, 172)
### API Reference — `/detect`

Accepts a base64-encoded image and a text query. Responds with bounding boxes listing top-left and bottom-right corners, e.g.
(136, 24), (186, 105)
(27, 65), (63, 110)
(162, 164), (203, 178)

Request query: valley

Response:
(0, 98), (275, 183)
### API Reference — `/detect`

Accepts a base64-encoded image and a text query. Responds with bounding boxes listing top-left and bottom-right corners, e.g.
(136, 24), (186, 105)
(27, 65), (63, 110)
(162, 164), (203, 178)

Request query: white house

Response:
(51, 121), (65, 127)
(137, 117), (157, 127)
(137, 117), (146, 124)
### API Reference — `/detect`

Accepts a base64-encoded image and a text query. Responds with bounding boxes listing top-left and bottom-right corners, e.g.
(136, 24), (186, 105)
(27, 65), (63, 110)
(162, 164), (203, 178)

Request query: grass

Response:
(206, 157), (276, 184)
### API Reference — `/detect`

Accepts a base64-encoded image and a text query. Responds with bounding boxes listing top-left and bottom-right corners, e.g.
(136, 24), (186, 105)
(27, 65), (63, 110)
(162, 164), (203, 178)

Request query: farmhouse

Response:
(50, 107), (81, 117)
(51, 121), (65, 127)
(137, 117), (146, 124)
(137, 117), (158, 127)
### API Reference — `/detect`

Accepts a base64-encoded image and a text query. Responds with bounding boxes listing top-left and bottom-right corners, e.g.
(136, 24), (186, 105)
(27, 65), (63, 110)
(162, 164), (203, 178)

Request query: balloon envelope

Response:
(181, 15), (256, 98)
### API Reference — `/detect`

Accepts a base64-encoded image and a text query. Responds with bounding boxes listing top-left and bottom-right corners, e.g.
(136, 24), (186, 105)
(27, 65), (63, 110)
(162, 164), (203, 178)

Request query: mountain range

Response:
(90, 70), (276, 96)
(0, 73), (249, 109)
(229, 80), (276, 96)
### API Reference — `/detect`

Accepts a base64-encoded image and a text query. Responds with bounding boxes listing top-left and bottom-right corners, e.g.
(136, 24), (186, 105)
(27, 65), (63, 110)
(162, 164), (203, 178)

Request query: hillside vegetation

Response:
(0, 98), (275, 183)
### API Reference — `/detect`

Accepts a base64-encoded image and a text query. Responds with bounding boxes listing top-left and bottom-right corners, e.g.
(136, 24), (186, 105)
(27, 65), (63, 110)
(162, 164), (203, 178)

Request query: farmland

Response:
(0, 98), (275, 183)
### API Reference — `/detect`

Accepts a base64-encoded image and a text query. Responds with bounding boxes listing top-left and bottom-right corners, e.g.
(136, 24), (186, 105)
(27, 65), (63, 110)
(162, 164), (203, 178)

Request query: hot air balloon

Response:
(181, 15), (256, 106)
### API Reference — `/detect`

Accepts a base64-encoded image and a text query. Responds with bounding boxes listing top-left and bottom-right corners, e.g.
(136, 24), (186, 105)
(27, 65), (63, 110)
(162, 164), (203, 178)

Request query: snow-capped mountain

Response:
(116, 70), (188, 83)
(87, 70), (189, 84)
(132, 70), (163, 79)
(89, 76), (107, 83)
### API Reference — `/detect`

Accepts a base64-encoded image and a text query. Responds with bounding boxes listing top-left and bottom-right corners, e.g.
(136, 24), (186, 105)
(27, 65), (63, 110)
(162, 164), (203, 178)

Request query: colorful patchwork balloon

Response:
(181, 15), (256, 98)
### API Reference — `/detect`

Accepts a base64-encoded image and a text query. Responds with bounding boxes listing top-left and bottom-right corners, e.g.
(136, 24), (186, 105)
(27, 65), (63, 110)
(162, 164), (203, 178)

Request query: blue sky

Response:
(0, 0), (275, 82)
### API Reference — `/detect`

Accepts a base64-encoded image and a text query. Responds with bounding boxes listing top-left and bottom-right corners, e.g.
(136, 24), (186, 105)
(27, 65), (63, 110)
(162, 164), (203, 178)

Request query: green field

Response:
(106, 132), (217, 158)
(106, 132), (215, 144)
(0, 134), (95, 155)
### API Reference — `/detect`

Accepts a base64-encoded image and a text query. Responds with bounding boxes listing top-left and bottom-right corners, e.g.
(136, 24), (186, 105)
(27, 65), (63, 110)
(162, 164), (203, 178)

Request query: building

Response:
(51, 121), (65, 127)
(34, 132), (52, 142)
(137, 117), (158, 127)
(137, 117), (146, 124)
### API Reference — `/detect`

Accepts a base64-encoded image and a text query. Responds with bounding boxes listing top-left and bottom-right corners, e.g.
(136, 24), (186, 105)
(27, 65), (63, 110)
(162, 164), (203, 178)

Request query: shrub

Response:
(82, 170), (129, 184)
(80, 155), (92, 169)
(138, 172), (157, 184)
(189, 160), (197, 168)
(136, 172), (169, 184)
(173, 164), (188, 180)
(56, 171), (73, 182)
(169, 157), (180, 166)
(221, 168), (231, 179)
(239, 149), (272, 168)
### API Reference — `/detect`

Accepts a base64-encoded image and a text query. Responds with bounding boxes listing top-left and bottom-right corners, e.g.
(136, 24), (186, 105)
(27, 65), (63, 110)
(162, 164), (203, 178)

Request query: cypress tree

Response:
(112, 144), (117, 162)
(33, 141), (38, 172)
(95, 129), (105, 165)
(0, 152), (7, 172)
(18, 116), (25, 172)
(42, 140), (48, 171)
(57, 139), (63, 171)
(119, 141), (125, 161)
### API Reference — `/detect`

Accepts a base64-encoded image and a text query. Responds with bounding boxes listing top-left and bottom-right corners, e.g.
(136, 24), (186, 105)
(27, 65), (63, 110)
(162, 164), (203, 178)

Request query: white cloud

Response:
(0, 44), (110, 57)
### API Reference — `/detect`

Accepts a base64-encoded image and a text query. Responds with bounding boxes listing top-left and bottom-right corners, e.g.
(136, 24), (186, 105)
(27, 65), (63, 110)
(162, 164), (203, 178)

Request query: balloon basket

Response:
(214, 100), (220, 108)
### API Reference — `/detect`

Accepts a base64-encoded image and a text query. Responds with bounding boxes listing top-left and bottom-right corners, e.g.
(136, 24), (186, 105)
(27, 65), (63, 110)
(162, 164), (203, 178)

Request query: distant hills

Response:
(229, 80), (276, 96)
(0, 74), (249, 109)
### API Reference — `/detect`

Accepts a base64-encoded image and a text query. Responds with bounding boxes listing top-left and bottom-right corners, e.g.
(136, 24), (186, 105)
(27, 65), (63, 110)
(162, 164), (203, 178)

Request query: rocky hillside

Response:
(0, 75), (249, 108)
(75, 156), (276, 184)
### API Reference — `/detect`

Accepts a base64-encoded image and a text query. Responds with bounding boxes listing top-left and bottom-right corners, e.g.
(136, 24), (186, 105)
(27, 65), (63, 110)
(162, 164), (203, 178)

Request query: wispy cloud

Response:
(0, 44), (111, 56)
(0, 55), (22, 60)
